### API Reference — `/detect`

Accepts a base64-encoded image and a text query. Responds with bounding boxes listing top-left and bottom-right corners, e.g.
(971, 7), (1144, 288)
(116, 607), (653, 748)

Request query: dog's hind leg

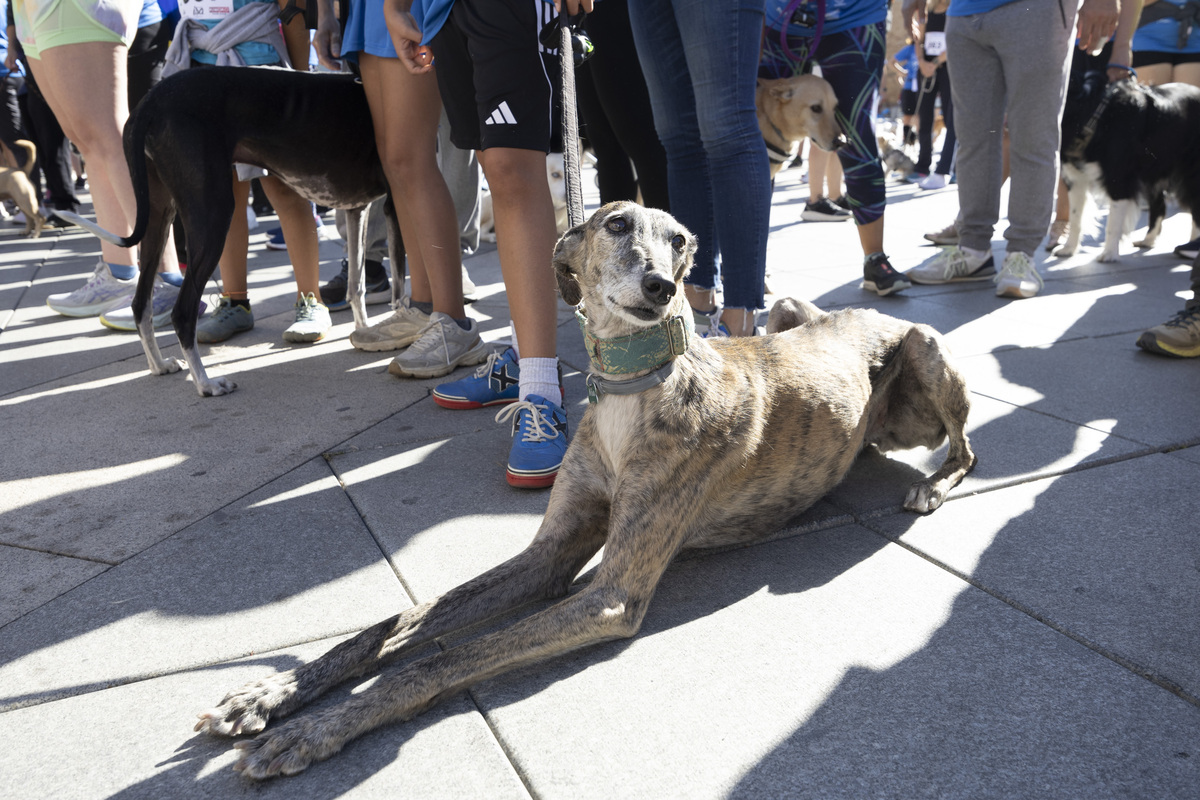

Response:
(133, 171), (188, 377)
(227, 488), (692, 780)
(766, 296), (826, 333)
(197, 483), (610, 743)
(891, 327), (977, 514)
(1134, 190), (1166, 248)
(344, 205), (369, 328)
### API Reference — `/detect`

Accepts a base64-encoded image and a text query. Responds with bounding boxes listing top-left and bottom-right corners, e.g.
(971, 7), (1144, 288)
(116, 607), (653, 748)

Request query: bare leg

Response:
(261, 175), (320, 299)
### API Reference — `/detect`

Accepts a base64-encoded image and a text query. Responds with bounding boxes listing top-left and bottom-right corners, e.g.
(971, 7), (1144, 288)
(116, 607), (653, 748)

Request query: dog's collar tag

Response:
(575, 308), (692, 403)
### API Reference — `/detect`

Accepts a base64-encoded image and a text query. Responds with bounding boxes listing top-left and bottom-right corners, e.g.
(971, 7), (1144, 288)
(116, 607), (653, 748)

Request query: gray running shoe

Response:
(907, 246), (996, 285)
(387, 312), (487, 378)
(197, 296), (255, 343)
(1137, 305), (1200, 357)
(348, 295), (431, 352)
(47, 260), (136, 317)
(993, 251), (1043, 299)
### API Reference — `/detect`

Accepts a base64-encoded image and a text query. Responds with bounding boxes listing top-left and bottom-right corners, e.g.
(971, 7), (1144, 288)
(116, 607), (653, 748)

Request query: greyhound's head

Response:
(553, 202), (696, 339)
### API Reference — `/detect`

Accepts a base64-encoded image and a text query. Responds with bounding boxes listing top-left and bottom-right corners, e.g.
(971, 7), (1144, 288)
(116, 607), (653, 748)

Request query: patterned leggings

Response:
(761, 21), (887, 226)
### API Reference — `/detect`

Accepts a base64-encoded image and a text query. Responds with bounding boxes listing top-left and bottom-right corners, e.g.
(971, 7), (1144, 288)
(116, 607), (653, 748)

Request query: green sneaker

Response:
(283, 292), (331, 343)
(196, 295), (254, 343)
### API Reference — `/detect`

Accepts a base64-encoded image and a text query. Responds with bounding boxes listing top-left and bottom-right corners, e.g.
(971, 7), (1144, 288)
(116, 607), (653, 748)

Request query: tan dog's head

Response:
(756, 74), (845, 153)
(553, 202), (696, 337)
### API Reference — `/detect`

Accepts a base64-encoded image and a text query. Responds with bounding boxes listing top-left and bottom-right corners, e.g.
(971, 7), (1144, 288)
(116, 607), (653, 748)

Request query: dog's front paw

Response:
(196, 672), (298, 737)
(1132, 237), (1157, 249)
(150, 357), (186, 376)
(903, 480), (946, 514)
(232, 716), (344, 779)
(1097, 246), (1120, 263)
(1052, 243), (1078, 258)
(193, 375), (237, 397)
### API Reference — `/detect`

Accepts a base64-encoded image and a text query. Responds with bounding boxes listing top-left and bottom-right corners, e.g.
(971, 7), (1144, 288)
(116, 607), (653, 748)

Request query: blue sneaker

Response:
(496, 394), (568, 488)
(433, 346), (521, 409)
(266, 226), (286, 251)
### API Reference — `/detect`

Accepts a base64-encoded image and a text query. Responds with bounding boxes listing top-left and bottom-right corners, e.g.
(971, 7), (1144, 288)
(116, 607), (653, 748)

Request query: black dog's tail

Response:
(52, 105), (153, 248)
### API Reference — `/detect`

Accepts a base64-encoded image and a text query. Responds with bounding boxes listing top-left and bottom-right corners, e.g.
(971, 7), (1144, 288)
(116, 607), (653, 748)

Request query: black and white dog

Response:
(1055, 73), (1200, 261)
(59, 66), (403, 397)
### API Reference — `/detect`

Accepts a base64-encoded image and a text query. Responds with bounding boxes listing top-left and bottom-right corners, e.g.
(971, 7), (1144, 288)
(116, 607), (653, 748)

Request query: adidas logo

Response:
(485, 101), (518, 126)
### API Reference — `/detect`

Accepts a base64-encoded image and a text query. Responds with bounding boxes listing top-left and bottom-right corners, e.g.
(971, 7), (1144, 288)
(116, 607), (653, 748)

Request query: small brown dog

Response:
(0, 140), (45, 238)
(756, 73), (846, 176)
(195, 202), (975, 780)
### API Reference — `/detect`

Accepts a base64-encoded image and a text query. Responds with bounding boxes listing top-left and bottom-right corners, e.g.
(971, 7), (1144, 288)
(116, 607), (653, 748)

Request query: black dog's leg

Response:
(134, 161), (188, 377)
(383, 194), (406, 307)
(1134, 190), (1167, 248)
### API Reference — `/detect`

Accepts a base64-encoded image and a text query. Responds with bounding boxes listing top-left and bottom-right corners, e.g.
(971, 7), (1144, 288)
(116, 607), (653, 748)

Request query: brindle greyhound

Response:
(195, 201), (976, 779)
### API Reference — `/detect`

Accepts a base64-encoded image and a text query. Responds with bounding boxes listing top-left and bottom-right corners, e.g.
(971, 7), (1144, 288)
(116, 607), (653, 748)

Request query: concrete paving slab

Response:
(869, 455), (1200, 702)
(0, 636), (529, 800)
(0, 546), (108, 627)
(0, 458), (404, 711)
(958, 333), (1200, 450)
(825, 391), (1146, 518)
(1169, 443), (1200, 466)
(461, 525), (1200, 799)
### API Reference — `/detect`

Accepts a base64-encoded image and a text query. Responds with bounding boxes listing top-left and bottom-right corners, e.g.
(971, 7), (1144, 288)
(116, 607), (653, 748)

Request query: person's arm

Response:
(4, 26), (17, 73)
(277, 0), (312, 70)
(1107, 0), (1143, 81)
(902, 0), (926, 43)
(313, 0), (341, 70)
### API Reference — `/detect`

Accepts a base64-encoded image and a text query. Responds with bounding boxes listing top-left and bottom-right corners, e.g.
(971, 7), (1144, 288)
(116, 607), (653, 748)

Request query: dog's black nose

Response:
(642, 273), (676, 306)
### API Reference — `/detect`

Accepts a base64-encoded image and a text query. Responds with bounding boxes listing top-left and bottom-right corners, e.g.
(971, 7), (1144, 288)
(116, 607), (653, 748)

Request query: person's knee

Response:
(480, 149), (549, 203)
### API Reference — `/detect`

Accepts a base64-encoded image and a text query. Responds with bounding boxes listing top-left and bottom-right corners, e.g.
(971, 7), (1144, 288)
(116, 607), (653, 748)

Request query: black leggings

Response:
(127, 21), (170, 109)
(574, 0), (669, 211)
(915, 64), (955, 175)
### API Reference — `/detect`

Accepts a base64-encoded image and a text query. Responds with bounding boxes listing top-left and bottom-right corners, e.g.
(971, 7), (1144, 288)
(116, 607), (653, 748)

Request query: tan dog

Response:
(756, 74), (846, 176)
(0, 140), (45, 238)
(195, 202), (975, 780)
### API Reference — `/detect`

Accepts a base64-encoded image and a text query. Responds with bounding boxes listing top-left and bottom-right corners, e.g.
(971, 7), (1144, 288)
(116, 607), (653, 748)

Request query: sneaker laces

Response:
(495, 399), (562, 444)
(703, 306), (728, 338)
(471, 349), (504, 379)
(404, 317), (452, 363)
(935, 247), (975, 278)
(1164, 305), (1200, 330)
(995, 252), (1042, 289)
(294, 293), (321, 323)
(207, 293), (241, 321)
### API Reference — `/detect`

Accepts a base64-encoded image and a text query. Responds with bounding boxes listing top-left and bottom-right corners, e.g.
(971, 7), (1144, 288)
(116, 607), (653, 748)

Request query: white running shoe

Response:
(907, 246), (996, 285)
(348, 295), (431, 352)
(283, 292), (332, 342)
(99, 274), (181, 330)
(47, 260), (137, 317)
(994, 251), (1044, 299)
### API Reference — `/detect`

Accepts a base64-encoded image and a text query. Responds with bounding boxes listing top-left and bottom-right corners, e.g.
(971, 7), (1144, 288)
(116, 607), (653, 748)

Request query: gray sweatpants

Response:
(946, 0), (1077, 256)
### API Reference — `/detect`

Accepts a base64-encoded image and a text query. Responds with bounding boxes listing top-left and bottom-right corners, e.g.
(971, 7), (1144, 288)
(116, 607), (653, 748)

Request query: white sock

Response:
(961, 245), (990, 263)
(518, 357), (561, 404)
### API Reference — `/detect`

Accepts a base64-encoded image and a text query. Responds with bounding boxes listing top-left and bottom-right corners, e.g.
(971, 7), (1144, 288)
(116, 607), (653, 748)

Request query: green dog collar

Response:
(575, 307), (693, 403)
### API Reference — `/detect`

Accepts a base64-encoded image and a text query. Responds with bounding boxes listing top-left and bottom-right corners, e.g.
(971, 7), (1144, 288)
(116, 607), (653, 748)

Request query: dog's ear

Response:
(552, 226), (585, 306)
(769, 84), (795, 104)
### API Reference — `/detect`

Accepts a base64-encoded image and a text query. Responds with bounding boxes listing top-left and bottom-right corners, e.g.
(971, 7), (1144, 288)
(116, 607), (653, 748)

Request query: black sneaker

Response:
(320, 258), (391, 311)
(801, 196), (852, 222)
(1174, 236), (1200, 260)
(831, 195), (852, 212)
(862, 252), (911, 296)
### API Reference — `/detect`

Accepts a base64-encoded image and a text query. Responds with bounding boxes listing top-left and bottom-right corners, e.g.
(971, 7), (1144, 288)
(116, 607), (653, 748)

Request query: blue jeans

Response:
(628, 0), (770, 311)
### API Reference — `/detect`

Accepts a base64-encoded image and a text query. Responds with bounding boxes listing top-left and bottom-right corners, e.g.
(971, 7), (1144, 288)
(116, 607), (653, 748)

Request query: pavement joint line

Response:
(466, 687), (540, 800)
(857, 515), (1200, 711)
(0, 540), (118, 567)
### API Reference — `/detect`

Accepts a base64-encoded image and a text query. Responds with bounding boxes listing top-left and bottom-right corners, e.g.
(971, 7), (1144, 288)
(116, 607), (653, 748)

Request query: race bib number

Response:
(181, 0), (234, 20)
(924, 31), (947, 57)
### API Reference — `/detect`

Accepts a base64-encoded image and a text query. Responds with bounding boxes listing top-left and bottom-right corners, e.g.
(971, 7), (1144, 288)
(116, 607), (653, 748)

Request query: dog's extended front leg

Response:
(229, 495), (690, 780)
(196, 488), (609, 738)
(1099, 198), (1136, 262)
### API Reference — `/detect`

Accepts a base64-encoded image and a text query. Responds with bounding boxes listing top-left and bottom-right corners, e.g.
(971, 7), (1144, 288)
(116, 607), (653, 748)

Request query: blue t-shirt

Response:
(138, 0), (162, 28)
(765, 0), (888, 37)
(411, 0), (454, 44)
(190, 0), (282, 66)
(1132, 0), (1200, 53)
(947, 0), (1022, 17)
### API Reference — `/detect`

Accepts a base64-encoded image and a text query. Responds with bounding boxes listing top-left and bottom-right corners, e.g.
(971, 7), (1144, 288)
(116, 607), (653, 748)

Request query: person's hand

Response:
(313, 0), (342, 70)
(901, 0), (926, 43)
(917, 57), (938, 78)
(383, 0), (431, 74)
(4, 51), (15, 73)
(552, 0), (594, 13)
(1107, 40), (1135, 82)
(1077, 0), (1120, 54)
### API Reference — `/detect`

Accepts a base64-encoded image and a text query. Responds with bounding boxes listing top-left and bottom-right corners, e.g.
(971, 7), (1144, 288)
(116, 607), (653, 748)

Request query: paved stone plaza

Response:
(1, 163), (1198, 798)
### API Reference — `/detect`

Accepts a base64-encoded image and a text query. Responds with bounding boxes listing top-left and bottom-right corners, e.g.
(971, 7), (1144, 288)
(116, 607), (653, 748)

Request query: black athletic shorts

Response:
(430, 0), (555, 153)
(900, 87), (919, 116)
(1132, 49), (1200, 68)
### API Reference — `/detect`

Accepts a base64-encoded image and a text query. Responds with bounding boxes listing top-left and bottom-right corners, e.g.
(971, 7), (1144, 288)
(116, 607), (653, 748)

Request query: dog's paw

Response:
(232, 716), (343, 779)
(151, 357), (186, 376)
(194, 376), (237, 397)
(903, 481), (946, 514)
(1052, 243), (1077, 258)
(195, 672), (297, 737)
(1097, 246), (1120, 263)
(1132, 237), (1156, 249)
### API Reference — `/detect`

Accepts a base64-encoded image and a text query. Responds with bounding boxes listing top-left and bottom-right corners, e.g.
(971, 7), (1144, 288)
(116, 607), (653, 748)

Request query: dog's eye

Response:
(606, 217), (628, 233)
(671, 234), (686, 251)
(811, 103), (822, 114)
